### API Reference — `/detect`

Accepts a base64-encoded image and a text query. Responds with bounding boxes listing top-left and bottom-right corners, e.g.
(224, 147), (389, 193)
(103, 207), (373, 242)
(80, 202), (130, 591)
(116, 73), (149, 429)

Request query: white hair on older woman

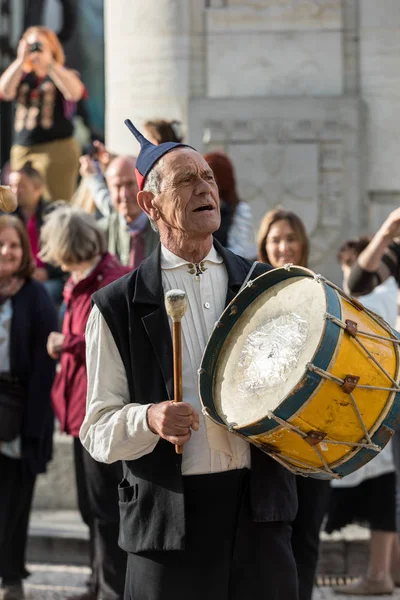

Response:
(39, 205), (107, 266)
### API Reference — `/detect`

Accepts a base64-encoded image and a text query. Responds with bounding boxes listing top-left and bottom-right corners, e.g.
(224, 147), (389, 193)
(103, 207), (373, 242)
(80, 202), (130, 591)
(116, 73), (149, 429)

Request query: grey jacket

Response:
(99, 211), (159, 266)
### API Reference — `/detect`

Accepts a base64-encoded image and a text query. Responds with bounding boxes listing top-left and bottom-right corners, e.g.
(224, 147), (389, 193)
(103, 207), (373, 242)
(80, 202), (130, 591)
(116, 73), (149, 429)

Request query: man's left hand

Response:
(92, 140), (114, 168)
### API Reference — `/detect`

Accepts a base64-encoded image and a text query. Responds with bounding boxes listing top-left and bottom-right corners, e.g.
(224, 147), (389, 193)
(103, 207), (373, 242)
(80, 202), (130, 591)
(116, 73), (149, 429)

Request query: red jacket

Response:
(51, 252), (130, 436)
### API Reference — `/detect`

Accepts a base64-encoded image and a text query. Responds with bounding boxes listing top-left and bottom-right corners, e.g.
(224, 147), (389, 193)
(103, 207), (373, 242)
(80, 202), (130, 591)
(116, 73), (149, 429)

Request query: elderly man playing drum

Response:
(80, 122), (298, 600)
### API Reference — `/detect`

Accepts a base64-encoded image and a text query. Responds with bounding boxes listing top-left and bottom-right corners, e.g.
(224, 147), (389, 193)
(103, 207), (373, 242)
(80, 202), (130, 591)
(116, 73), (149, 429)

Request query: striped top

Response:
(227, 201), (257, 260)
(0, 299), (21, 459)
(12, 72), (86, 147)
(348, 240), (400, 295)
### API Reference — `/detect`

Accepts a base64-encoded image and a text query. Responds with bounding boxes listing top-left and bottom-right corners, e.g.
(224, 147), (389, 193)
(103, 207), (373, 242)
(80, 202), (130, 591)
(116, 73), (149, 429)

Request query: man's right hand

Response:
(79, 155), (98, 178)
(147, 401), (199, 447)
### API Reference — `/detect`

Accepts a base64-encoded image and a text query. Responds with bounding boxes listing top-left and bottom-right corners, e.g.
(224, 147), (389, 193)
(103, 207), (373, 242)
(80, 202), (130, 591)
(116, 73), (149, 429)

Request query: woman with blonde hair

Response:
(257, 207), (309, 267)
(257, 207), (330, 600)
(41, 206), (129, 600)
(0, 26), (86, 202)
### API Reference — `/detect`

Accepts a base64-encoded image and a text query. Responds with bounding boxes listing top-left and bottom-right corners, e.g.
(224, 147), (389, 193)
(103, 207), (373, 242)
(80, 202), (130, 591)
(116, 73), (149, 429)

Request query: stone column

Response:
(342, 0), (360, 95)
(104, 0), (191, 154)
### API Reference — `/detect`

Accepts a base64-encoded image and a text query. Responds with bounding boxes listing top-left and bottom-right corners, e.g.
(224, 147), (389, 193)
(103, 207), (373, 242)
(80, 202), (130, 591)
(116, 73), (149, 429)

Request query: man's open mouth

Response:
(193, 205), (214, 212)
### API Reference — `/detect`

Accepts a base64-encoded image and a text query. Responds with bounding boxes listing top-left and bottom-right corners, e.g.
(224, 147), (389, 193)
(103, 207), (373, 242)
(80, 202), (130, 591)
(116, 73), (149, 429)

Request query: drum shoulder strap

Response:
(239, 261), (260, 294)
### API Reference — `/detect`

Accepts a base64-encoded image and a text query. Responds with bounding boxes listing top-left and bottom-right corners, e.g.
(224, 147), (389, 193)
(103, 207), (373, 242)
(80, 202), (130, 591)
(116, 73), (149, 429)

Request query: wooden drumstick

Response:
(165, 289), (187, 455)
(0, 186), (18, 213)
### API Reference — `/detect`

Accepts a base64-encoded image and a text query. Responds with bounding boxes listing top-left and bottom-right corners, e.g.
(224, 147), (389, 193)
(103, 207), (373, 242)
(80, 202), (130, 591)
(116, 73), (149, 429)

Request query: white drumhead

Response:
(213, 276), (327, 427)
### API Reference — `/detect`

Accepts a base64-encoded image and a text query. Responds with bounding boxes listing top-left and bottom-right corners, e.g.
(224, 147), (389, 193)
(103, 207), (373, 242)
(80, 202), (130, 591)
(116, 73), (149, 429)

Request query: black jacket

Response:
(9, 279), (58, 474)
(93, 240), (298, 553)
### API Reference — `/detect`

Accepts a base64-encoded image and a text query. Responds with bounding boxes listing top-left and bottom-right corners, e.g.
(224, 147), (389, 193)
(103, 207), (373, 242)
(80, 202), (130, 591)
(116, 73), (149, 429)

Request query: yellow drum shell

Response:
(250, 297), (398, 471)
(199, 266), (400, 479)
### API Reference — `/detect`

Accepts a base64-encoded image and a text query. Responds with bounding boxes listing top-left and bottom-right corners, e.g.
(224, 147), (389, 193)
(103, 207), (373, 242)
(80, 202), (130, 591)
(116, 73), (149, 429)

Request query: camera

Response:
(85, 142), (99, 160)
(29, 42), (43, 53)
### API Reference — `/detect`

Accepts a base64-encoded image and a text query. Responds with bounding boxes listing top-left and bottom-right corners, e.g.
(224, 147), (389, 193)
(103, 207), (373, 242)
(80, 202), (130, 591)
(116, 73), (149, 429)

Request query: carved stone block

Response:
(211, 1), (342, 32)
(368, 192), (400, 233)
(320, 172), (344, 226)
(320, 143), (343, 171)
(207, 30), (343, 97)
(226, 143), (319, 233)
(189, 97), (364, 283)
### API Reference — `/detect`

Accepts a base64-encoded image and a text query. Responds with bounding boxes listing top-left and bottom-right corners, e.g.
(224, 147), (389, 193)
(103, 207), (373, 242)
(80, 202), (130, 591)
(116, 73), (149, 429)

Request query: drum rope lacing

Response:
(202, 403), (338, 476)
(315, 273), (400, 394)
(305, 365), (380, 450)
(202, 269), (400, 478)
(266, 411), (339, 477)
(317, 273), (400, 343)
(264, 272), (400, 477)
(326, 314), (400, 389)
(327, 314), (400, 344)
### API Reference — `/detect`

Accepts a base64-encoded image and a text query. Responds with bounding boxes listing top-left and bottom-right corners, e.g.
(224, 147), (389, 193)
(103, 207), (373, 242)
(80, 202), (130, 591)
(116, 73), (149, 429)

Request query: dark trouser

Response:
(391, 431), (400, 532)
(73, 438), (127, 600)
(291, 478), (331, 600)
(0, 453), (36, 583)
(124, 469), (298, 600)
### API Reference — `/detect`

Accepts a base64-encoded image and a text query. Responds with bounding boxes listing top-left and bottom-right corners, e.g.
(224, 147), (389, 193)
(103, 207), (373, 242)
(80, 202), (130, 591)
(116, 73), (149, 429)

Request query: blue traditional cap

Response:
(124, 119), (191, 190)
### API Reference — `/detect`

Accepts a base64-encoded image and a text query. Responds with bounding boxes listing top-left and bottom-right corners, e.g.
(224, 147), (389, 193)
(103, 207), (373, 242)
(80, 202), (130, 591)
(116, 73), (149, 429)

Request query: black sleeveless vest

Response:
(92, 242), (298, 553)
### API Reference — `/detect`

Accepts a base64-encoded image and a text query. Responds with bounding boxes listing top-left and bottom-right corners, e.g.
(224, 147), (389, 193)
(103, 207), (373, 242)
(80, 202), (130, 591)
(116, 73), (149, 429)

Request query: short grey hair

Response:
(143, 158), (165, 232)
(39, 206), (107, 266)
(143, 158), (164, 195)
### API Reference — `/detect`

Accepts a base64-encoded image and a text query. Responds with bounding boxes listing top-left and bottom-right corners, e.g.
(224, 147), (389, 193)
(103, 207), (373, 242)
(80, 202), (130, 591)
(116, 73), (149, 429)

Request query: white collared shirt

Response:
(80, 244), (250, 474)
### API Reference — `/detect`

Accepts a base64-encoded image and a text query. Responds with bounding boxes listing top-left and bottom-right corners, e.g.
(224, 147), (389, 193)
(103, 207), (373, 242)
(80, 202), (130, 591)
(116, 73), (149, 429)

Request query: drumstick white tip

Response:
(165, 289), (187, 322)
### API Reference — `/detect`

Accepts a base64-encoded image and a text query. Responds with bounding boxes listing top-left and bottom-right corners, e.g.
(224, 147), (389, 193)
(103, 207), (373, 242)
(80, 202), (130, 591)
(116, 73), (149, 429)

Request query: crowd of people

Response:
(1, 23), (400, 600)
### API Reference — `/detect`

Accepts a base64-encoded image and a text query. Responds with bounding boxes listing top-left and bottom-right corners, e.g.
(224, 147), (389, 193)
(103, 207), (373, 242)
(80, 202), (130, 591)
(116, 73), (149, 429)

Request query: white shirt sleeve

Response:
(85, 174), (113, 218)
(358, 277), (398, 329)
(79, 305), (160, 463)
(227, 201), (257, 259)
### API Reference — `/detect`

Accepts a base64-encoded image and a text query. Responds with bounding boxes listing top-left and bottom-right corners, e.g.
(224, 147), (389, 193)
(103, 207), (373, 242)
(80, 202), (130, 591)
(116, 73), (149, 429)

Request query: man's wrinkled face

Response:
(154, 149), (221, 237)
(106, 162), (141, 222)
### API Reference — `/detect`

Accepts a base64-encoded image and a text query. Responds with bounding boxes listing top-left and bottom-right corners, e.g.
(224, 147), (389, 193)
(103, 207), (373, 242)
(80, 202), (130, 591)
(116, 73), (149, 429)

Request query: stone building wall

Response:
(105, 0), (400, 284)
(32, 0), (400, 513)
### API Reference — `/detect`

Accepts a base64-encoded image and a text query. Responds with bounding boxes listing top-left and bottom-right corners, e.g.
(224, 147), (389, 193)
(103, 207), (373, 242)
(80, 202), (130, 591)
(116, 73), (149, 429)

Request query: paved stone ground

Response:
(17, 563), (400, 599)
(22, 564), (88, 599)
(316, 588), (400, 600)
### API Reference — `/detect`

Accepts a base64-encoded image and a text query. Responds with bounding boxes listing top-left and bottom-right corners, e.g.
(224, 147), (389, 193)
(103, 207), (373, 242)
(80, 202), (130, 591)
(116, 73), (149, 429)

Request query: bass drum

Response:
(199, 266), (400, 479)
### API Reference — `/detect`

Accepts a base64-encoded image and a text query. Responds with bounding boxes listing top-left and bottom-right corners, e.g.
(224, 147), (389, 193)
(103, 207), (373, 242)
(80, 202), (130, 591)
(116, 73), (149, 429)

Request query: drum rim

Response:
(198, 265), (341, 435)
(199, 265), (400, 480)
